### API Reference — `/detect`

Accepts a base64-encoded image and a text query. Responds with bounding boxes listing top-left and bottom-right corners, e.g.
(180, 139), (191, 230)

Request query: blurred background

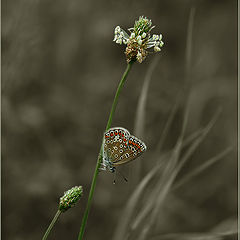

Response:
(2, 0), (238, 239)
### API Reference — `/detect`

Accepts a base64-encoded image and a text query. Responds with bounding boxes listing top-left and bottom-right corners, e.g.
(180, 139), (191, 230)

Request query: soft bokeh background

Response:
(2, 0), (238, 239)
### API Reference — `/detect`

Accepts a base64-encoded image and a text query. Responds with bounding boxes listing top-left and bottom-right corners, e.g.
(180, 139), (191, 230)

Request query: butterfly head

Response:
(100, 152), (116, 173)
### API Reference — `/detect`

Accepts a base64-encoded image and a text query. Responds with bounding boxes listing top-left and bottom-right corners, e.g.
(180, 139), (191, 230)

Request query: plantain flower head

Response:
(113, 16), (164, 63)
(59, 186), (83, 212)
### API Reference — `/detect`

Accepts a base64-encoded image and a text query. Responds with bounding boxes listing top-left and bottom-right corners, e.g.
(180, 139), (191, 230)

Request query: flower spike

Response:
(59, 186), (83, 212)
(113, 16), (164, 63)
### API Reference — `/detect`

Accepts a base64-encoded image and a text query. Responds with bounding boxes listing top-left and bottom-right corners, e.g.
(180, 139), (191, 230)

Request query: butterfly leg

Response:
(99, 165), (106, 171)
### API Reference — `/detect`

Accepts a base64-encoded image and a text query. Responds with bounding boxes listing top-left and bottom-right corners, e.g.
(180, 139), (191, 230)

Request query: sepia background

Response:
(2, 0), (238, 240)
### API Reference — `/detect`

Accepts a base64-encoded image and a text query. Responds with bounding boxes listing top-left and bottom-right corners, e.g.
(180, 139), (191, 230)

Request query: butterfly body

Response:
(100, 127), (147, 173)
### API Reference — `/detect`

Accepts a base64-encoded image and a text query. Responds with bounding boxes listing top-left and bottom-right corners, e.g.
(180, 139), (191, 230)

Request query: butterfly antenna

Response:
(117, 170), (128, 183)
(113, 171), (117, 184)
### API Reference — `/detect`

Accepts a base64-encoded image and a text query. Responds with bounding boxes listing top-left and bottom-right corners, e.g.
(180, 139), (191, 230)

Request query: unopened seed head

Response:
(59, 186), (83, 212)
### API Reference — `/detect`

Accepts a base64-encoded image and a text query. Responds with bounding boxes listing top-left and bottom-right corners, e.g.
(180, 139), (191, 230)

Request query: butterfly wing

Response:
(103, 127), (130, 163)
(112, 135), (147, 165)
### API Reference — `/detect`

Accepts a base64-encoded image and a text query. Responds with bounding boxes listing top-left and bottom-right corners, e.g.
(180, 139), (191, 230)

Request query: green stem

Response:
(105, 62), (133, 130)
(42, 210), (61, 240)
(78, 61), (134, 240)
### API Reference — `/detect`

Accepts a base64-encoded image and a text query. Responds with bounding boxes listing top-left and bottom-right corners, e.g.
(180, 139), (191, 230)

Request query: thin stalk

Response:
(106, 62), (133, 130)
(78, 61), (134, 240)
(42, 210), (61, 240)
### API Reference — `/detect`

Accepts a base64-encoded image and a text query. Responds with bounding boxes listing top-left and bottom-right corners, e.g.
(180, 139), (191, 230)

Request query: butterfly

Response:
(100, 127), (147, 173)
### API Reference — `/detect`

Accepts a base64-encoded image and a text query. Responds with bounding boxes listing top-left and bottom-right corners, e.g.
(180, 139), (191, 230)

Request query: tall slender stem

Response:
(106, 62), (133, 130)
(78, 61), (134, 240)
(42, 210), (61, 240)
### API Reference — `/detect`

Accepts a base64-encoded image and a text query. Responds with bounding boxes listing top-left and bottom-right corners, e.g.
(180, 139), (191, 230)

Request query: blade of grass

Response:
(185, 7), (196, 83)
(113, 162), (163, 240)
(138, 8), (200, 240)
(137, 98), (190, 240)
(129, 155), (178, 239)
(130, 108), (220, 234)
(139, 109), (221, 239)
(173, 146), (232, 190)
(181, 127), (203, 148)
(155, 124), (207, 166)
(134, 56), (159, 138)
(155, 97), (180, 154)
(131, 145), (231, 237)
(137, 153), (181, 240)
(130, 56), (160, 187)
(129, 151), (174, 232)
(131, 105), (199, 232)
(129, 6), (214, 236)
(175, 108), (221, 173)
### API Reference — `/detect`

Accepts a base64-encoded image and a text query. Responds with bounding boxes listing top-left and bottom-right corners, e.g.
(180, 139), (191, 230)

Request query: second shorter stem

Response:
(42, 210), (61, 240)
